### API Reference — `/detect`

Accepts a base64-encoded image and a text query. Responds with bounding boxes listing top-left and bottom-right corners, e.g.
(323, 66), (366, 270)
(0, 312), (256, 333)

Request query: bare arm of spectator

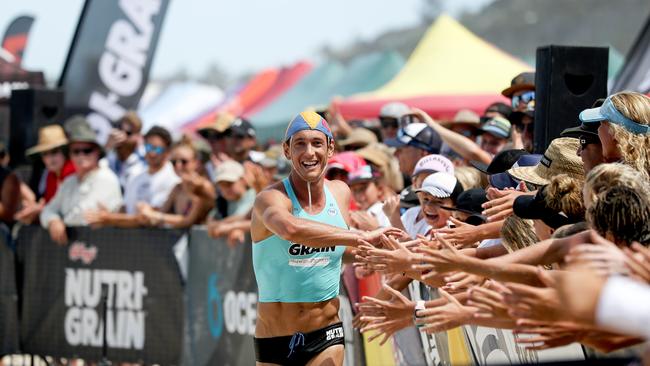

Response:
(85, 210), (148, 228)
(411, 108), (492, 165)
(19, 181), (36, 206)
(209, 218), (252, 237)
(382, 196), (406, 232)
(328, 98), (353, 138)
(0, 173), (21, 222)
(413, 237), (544, 286)
(40, 182), (67, 244)
(434, 219), (504, 248)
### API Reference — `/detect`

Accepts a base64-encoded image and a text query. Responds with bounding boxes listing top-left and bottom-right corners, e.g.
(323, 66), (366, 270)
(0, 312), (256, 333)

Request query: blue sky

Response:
(0, 0), (493, 81)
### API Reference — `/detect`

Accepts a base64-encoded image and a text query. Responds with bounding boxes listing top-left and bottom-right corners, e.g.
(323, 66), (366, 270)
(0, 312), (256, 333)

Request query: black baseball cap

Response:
(484, 102), (513, 119)
(560, 98), (604, 145)
(513, 187), (582, 229)
(229, 117), (256, 138)
(441, 188), (487, 216)
(385, 123), (442, 154)
(470, 149), (527, 175)
(399, 185), (420, 209)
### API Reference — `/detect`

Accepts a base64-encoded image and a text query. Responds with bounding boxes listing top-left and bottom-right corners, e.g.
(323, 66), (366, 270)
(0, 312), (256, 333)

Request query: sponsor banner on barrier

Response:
(17, 226), (184, 364)
(0, 232), (18, 355)
(182, 228), (258, 366)
(464, 325), (585, 365)
(58, 0), (170, 144)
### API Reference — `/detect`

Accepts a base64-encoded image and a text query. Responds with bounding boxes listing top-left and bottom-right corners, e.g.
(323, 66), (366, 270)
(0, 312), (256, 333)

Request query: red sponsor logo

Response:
(68, 241), (98, 265)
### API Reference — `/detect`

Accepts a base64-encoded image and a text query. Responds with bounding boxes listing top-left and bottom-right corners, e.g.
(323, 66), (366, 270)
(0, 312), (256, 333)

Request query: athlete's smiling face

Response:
(284, 130), (334, 182)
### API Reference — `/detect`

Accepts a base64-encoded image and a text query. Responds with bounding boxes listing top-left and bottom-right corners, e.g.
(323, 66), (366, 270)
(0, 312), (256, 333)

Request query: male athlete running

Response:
(251, 111), (401, 365)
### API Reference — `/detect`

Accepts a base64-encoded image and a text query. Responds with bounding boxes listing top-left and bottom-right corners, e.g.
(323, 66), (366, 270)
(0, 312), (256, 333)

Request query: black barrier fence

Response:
(1, 226), (363, 365)
(16, 226), (185, 364)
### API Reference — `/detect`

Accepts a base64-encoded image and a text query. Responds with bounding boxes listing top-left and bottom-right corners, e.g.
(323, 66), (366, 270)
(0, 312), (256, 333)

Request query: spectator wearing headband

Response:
(579, 91), (650, 179)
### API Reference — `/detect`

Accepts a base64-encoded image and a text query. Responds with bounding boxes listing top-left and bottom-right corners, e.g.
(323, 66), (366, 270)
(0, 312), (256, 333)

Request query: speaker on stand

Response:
(533, 45), (609, 153)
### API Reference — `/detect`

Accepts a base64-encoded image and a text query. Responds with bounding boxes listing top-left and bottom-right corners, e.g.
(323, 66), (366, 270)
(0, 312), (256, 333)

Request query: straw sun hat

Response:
(26, 125), (68, 157)
(507, 137), (583, 186)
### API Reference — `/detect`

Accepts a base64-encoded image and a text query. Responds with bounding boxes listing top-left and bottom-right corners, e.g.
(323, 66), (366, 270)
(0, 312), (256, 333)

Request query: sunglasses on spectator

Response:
(511, 91), (535, 109)
(42, 148), (63, 157)
(120, 128), (134, 136)
(71, 147), (96, 156)
(379, 117), (399, 129)
(579, 135), (599, 150)
(145, 143), (165, 155)
(170, 158), (190, 166)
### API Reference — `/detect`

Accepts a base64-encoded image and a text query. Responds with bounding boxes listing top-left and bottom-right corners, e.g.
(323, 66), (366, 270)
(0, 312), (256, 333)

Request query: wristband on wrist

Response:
(413, 300), (426, 327)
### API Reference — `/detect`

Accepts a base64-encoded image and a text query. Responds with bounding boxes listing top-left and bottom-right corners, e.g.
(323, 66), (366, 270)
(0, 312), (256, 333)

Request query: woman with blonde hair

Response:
(579, 91), (650, 178)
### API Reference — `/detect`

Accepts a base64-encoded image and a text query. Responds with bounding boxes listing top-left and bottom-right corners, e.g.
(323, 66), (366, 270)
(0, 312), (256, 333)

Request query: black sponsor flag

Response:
(17, 226), (184, 364)
(58, 0), (170, 143)
(611, 12), (650, 93)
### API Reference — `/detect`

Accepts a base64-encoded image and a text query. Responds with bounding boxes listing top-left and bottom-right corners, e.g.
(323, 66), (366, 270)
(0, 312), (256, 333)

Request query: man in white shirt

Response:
(123, 126), (180, 214)
(41, 116), (123, 244)
(84, 126), (180, 227)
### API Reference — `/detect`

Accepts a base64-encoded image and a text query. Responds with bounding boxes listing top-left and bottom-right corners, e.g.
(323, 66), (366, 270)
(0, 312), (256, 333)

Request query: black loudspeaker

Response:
(9, 88), (64, 166)
(534, 46), (608, 153)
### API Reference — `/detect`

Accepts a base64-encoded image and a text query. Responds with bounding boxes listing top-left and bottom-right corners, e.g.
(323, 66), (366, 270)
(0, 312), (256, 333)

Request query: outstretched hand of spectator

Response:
(442, 271), (485, 294)
(502, 269), (563, 323)
(513, 319), (587, 351)
(360, 227), (406, 247)
(350, 211), (380, 231)
(226, 229), (246, 248)
(483, 183), (531, 222)
(358, 284), (415, 345)
(623, 242), (650, 283)
(467, 281), (510, 320)
(354, 236), (422, 274)
(565, 242), (628, 276)
(433, 217), (480, 248)
(411, 235), (464, 276)
(415, 289), (474, 334)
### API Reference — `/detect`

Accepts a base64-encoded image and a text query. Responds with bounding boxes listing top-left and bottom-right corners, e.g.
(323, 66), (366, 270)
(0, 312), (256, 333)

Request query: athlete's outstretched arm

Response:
(254, 189), (402, 248)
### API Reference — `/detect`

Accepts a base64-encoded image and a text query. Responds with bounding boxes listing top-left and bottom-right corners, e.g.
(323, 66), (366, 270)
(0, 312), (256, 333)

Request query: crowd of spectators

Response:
(3, 69), (650, 363)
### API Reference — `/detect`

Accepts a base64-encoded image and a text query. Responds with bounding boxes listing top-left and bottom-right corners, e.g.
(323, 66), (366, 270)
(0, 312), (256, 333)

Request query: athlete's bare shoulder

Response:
(254, 180), (292, 214)
(325, 179), (351, 199)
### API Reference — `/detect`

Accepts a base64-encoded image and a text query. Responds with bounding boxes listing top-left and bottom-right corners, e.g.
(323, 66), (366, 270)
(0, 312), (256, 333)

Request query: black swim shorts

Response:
(254, 322), (345, 365)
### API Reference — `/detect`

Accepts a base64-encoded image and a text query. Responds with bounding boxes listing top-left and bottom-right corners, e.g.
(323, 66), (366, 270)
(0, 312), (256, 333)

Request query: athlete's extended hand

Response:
(359, 227), (405, 247)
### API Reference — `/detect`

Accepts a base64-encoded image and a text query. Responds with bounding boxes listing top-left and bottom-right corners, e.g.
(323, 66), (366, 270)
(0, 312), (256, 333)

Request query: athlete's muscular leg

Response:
(306, 345), (344, 366)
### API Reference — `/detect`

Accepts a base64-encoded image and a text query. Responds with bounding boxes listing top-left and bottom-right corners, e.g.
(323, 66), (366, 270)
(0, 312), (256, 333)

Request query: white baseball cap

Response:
(415, 172), (459, 199)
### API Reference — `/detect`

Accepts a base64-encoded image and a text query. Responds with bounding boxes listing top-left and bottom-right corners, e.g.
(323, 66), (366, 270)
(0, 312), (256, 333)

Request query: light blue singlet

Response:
(253, 178), (347, 303)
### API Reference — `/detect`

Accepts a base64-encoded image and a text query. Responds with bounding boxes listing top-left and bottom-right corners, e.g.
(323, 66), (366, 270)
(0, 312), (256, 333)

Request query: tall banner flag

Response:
(611, 11), (650, 93)
(58, 0), (170, 143)
(1, 15), (35, 65)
